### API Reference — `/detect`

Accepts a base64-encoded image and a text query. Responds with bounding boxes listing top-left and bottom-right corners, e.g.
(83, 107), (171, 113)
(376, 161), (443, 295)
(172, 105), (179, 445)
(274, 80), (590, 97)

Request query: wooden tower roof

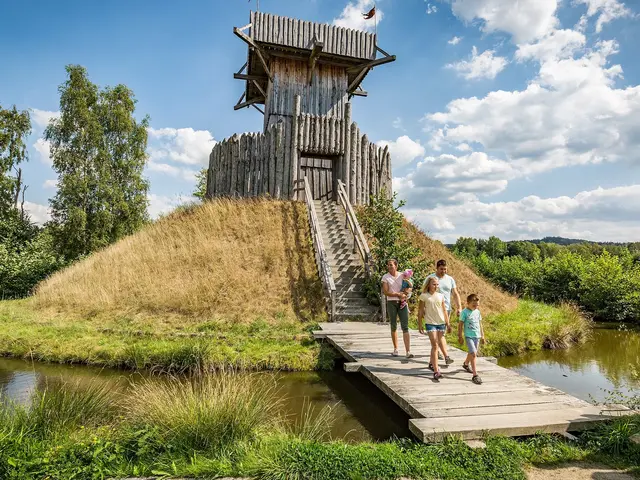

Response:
(233, 11), (396, 112)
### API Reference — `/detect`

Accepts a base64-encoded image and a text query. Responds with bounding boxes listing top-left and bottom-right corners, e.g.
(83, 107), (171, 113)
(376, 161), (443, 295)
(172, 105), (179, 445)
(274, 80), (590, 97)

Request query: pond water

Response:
(1, 325), (637, 442)
(0, 357), (410, 442)
(499, 325), (640, 403)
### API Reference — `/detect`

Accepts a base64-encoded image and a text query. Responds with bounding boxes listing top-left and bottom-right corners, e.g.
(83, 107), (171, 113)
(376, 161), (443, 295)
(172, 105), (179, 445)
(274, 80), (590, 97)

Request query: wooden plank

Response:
(234, 73), (267, 82)
(410, 406), (620, 442)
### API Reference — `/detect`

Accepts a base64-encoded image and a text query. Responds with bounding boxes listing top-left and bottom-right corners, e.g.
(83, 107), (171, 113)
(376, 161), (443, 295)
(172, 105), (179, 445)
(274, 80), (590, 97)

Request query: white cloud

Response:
(148, 193), (194, 219)
(23, 201), (51, 225)
(402, 185), (640, 243)
(377, 136), (425, 167)
(451, 0), (559, 43)
(446, 46), (508, 80)
(456, 143), (472, 152)
(516, 29), (586, 62)
(392, 117), (404, 130)
(30, 109), (59, 129)
(426, 40), (638, 177)
(147, 161), (199, 182)
(43, 179), (57, 189)
(333, 0), (383, 31)
(448, 36), (463, 45)
(147, 127), (216, 166)
(426, 3), (438, 15)
(575, 0), (632, 33)
(33, 138), (53, 165)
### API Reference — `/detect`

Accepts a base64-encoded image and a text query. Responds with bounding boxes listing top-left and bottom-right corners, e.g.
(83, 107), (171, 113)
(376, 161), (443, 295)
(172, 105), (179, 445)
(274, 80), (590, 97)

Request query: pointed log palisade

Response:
(205, 10), (396, 205)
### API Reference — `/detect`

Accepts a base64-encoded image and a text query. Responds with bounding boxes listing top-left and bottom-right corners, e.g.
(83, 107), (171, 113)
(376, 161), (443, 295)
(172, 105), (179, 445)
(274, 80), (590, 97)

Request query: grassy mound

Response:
(403, 221), (517, 315)
(0, 198), (589, 371)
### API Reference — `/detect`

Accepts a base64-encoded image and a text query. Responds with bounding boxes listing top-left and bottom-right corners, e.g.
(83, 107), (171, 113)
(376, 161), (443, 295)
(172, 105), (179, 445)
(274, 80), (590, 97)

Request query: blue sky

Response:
(1, 0), (639, 242)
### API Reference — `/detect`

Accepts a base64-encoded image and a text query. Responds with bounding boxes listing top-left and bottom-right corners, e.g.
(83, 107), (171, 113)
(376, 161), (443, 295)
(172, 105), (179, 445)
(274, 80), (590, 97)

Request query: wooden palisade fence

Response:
(206, 96), (392, 205)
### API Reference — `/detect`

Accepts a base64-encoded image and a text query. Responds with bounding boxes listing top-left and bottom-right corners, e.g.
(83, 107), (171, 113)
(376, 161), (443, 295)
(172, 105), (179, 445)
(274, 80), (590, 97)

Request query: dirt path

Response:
(527, 462), (636, 480)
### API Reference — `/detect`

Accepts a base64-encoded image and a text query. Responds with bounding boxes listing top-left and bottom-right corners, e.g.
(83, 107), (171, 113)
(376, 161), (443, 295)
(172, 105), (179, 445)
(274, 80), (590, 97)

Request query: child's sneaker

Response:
(438, 352), (444, 360)
(433, 371), (442, 380)
(445, 356), (454, 365)
(406, 351), (414, 358)
(392, 349), (399, 357)
(472, 375), (483, 385)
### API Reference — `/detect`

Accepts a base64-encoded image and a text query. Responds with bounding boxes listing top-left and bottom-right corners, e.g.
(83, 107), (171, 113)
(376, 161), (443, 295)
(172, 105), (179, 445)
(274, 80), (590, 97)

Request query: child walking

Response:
(418, 277), (452, 381)
(458, 294), (485, 385)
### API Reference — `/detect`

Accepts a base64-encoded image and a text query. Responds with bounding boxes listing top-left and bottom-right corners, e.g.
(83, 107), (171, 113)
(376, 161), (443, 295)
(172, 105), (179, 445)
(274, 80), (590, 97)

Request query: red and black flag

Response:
(362, 6), (376, 19)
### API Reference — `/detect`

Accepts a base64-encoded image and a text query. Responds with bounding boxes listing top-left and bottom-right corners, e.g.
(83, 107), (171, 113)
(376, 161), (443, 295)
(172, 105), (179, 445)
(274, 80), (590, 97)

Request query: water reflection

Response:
(0, 357), (409, 442)
(499, 325), (640, 402)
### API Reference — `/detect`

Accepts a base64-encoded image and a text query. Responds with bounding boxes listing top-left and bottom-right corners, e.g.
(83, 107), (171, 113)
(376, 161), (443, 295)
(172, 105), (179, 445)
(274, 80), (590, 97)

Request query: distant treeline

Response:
(450, 236), (640, 324)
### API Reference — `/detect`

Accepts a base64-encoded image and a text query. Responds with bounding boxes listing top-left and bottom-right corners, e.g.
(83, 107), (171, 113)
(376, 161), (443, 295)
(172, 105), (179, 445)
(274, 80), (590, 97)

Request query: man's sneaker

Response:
(406, 351), (414, 358)
(434, 371), (442, 380)
(445, 356), (454, 365)
(472, 375), (483, 385)
(392, 349), (399, 357)
(462, 363), (472, 373)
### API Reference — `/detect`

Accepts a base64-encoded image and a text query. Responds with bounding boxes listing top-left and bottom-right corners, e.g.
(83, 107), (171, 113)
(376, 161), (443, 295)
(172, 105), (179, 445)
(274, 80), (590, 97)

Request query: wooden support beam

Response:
(237, 22), (252, 32)
(347, 67), (370, 93)
(235, 61), (248, 75)
(233, 26), (259, 50)
(251, 79), (266, 98)
(307, 39), (324, 85)
(234, 97), (263, 111)
(253, 47), (273, 81)
(235, 91), (246, 108)
(376, 45), (392, 58)
(251, 104), (265, 115)
(347, 55), (396, 73)
(234, 73), (267, 82)
(352, 87), (368, 97)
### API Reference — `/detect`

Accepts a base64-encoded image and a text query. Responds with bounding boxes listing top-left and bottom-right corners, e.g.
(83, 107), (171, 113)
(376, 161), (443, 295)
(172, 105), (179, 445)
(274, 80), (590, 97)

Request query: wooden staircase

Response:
(314, 200), (379, 320)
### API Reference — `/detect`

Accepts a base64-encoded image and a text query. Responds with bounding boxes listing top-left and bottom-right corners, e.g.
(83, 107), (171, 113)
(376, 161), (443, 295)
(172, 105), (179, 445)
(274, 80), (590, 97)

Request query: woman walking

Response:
(418, 276), (451, 380)
(382, 259), (413, 358)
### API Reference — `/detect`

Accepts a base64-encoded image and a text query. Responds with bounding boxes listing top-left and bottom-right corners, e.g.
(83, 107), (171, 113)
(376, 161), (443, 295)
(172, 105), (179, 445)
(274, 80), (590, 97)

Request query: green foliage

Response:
(0, 104), (31, 211)
(453, 235), (640, 324)
(45, 65), (150, 260)
(358, 191), (429, 302)
(1, 377), (639, 479)
(193, 168), (208, 200)
(0, 209), (63, 299)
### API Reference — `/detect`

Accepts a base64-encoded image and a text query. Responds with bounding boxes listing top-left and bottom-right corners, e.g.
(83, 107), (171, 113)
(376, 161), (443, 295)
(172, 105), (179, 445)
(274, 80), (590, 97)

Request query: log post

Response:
(292, 95), (301, 200)
(275, 121), (285, 199)
(349, 123), (358, 204)
(343, 102), (352, 192)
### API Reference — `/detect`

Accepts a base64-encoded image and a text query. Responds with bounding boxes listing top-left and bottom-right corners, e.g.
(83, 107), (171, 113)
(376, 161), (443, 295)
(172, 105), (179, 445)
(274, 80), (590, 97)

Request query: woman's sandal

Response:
(462, 363), (472, 373)
(434, 371), (442, 380)
(428, 363), (434, 371)
(472, 375), (483, 385)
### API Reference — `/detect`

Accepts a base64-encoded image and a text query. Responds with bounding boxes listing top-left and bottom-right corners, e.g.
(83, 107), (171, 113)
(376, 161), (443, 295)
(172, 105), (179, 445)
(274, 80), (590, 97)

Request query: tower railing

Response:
(304, 176), (336, 321)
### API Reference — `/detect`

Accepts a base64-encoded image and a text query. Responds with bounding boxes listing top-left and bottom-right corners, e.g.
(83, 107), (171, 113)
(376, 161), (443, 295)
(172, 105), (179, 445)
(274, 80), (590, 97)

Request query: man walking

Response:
(422, 259), (461, 363)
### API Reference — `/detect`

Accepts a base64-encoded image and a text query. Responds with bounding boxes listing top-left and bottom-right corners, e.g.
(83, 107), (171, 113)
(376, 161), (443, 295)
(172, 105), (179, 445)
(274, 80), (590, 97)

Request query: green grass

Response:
(0, 377), (638, 480)
(0, 298), (591, 375)
(0, 299), (335, 372)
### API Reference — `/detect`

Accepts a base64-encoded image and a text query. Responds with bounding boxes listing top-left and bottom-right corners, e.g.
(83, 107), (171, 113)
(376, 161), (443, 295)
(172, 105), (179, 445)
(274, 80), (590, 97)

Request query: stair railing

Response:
(304, 177), (336, 321)
(336, 180), (385, 321)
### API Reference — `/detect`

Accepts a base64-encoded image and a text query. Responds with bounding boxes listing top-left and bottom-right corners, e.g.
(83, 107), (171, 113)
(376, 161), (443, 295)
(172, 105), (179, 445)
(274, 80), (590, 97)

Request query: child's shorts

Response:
(466, 337), (480, 354)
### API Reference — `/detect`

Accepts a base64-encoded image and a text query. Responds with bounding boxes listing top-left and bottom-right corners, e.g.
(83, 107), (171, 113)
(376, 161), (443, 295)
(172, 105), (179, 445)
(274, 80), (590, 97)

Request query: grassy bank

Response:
(0, 199), (591, 372)
(1, 372), (637, 480)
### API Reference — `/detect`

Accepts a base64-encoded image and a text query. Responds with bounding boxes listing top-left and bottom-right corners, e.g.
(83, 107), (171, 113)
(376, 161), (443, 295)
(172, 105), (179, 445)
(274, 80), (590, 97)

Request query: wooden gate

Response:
(300, 156), (336, 201)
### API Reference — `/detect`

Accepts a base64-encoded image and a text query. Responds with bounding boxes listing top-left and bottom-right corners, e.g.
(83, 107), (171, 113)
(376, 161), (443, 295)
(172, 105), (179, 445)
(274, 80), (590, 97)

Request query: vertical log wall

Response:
(206, 97), (392, 204)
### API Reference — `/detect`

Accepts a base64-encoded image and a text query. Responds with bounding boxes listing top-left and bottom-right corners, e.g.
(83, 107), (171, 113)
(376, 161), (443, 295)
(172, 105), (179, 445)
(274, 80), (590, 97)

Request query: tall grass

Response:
(124, 371), (282, 452)
(31, 199), (325, 323)
(1, 379), (116, 439)
(479, 300), (592, 356)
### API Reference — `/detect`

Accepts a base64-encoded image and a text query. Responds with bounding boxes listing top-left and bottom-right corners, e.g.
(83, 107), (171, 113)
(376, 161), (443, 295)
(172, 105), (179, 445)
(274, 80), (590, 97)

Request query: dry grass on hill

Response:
(403, 222), (517, 315)
(33, 199), (326, 324)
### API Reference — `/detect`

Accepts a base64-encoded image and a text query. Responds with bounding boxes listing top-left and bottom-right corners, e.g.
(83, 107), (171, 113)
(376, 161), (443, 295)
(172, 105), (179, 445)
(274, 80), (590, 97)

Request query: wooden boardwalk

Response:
(314, 322), (630, 442)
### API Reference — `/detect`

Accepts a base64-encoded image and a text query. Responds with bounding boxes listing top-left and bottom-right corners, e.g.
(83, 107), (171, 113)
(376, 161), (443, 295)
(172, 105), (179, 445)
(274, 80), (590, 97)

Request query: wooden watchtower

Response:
(206, 11), (396, 205)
